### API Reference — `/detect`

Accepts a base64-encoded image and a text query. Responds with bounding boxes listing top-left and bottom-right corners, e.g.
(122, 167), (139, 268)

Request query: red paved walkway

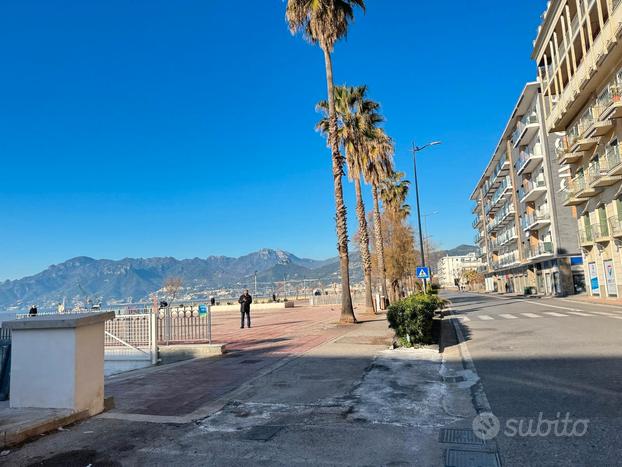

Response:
(105, 305), (365, 417)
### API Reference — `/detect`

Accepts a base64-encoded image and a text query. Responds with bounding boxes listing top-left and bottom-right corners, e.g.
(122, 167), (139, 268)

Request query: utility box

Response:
(3, 312), (114, 415)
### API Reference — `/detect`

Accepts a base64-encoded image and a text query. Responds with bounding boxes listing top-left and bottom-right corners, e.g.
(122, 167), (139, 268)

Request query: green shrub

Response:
(386, 293), (446, 347)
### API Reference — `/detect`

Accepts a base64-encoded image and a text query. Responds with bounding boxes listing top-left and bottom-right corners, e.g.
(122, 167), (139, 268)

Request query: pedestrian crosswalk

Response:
(455, 308), (622, 322)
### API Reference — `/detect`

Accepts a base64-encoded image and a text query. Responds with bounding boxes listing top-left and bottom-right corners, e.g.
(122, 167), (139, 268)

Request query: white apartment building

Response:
(471, 83), (582, 296)
(533, 0), (622, 299)
(437, 252), (483, 288)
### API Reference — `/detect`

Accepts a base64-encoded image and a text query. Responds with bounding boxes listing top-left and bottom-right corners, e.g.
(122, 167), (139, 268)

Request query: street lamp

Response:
(411, 141), (442, 291)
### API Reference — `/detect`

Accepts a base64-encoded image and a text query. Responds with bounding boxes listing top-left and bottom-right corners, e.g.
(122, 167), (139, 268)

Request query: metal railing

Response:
(522, 210), (551, 230)
(158, 307), (211, 345)
(512, 112), (538, 144)
(609, 216), (622, 236)
(591, 222), (610, 240)
(310, 292), (367, 306)
(525, 242), (554, 259)
(518, 177), (546, 199)
(579, 228), (593, 244)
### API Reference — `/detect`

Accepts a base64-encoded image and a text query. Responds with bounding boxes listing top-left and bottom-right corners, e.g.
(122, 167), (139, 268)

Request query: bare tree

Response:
(163, 277), (183, 304)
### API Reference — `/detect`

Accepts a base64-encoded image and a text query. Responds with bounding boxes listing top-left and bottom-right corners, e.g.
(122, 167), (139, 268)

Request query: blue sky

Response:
(0, 1), (544, 281)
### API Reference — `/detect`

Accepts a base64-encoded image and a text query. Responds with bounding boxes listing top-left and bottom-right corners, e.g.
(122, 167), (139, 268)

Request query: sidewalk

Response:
(1, 306), (484, 466)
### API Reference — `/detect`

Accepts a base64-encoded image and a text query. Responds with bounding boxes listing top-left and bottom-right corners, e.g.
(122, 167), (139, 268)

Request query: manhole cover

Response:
(439, 429), (484, 445)
(445, 449), (500, 467)
(240, 359), (262, 364)
(242, 425), (283, 442)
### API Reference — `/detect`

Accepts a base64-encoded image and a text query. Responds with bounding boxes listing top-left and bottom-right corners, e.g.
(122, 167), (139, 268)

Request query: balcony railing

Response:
(606, 144), (622, 170)
(518, 177), (546, 200)
(591, 222), (610, 240)
(512, 112), (539, 145)
(522, 210), (551, 230)
(609, 216), (622, 237)
(490, 176), (511, 208)
(525, 241), (554, 259)
(579, 228), (593, 245)
(515, 150), (543, 174)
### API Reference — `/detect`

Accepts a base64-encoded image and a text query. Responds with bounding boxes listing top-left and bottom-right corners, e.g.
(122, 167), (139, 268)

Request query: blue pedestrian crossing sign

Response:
(416, 267), (430, 280)
(198, 304), (208, 317)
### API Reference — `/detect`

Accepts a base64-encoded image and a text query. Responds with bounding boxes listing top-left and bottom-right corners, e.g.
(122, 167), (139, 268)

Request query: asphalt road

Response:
(447, 292), (622, 467)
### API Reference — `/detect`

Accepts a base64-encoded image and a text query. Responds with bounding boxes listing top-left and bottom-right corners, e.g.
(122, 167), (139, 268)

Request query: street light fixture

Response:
(411, 141), (442, 291)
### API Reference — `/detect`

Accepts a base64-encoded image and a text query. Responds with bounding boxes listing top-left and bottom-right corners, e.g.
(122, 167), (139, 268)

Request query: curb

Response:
(1, 409), (89, 449)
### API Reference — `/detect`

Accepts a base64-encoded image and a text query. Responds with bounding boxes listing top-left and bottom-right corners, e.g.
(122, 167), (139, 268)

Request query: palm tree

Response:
(317, 85), (381, 313)
(364, 129), (394, 307)
(286, 0), (365, 324)
(380, 171), (411, 220)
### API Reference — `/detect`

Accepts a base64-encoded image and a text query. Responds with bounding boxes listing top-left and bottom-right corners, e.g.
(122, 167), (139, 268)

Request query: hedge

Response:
(386, 293), (446, 346)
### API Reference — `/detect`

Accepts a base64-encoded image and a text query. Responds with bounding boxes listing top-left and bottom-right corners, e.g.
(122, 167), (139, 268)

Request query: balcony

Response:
(519, 178), (547, 203)
(522, 210), (551, 231)
(579, 228), (594, 246)
(485, 156), (510, 196)
(488, 176), (512, 212)
(609, 216), (622, 237)
(574, 172), (600, 198)
(512, 113), (539, 148)
(472, 217), (482, 229)
(584, 105), (614, 138)
(591, 223), (611, 242)
(598, 84), (622, 121)
(515, 150), (544, 175)
(524, 241), (554, 259)
(556, 138), (584, 164)
(587, 158), (622, 188)
(605, 144), (622, 176)
(562, 175), (589, 206)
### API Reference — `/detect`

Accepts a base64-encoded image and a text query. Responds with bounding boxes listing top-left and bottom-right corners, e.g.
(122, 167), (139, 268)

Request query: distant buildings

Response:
(471, 82), (582, 295)
(436, 252), (484, 288)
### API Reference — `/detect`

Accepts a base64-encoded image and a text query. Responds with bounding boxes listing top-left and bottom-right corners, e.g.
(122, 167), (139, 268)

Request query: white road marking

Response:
(459, 316), (471, 322)
(566, 311), (594, 317)
(543, 312), (568, 317)
(499, 314), (518, 319)
(590, 311), (617, 316)
(478, 315), (494, 321)
(558, 298), (622, 310)
(521, 313), (542, 318)
(608, 315), (622, 320)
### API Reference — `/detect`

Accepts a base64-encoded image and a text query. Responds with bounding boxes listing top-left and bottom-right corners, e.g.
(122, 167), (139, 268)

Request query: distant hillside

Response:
(0, 248), (361, 311)
(444, 244), (479, 257)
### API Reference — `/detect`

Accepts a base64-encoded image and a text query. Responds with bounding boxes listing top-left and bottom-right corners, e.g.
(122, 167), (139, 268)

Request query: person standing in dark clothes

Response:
(29, 305), (38, 317)
(239, 289), (252, 329)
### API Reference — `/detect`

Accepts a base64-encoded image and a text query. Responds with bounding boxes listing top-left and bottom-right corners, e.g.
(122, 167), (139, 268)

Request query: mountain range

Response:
(0, 245), (476, 311)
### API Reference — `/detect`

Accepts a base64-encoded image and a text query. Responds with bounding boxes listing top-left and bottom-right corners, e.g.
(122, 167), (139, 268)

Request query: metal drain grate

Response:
(240, 359), (262, 364)
(445, 449), (501, 467)
(439, 429), (484, 445)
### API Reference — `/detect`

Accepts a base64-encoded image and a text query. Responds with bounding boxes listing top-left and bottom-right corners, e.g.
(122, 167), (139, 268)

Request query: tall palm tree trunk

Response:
(322, 47), (355, 324)
(354, 177), (374, 313)
(372, 184), (389, 307)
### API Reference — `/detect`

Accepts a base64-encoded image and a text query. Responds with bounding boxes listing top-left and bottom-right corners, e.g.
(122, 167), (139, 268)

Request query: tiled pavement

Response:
(104, 304), (371, 419)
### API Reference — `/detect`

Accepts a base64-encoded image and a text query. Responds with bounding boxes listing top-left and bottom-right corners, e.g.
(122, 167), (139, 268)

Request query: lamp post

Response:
(411, 141), (442, 291)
